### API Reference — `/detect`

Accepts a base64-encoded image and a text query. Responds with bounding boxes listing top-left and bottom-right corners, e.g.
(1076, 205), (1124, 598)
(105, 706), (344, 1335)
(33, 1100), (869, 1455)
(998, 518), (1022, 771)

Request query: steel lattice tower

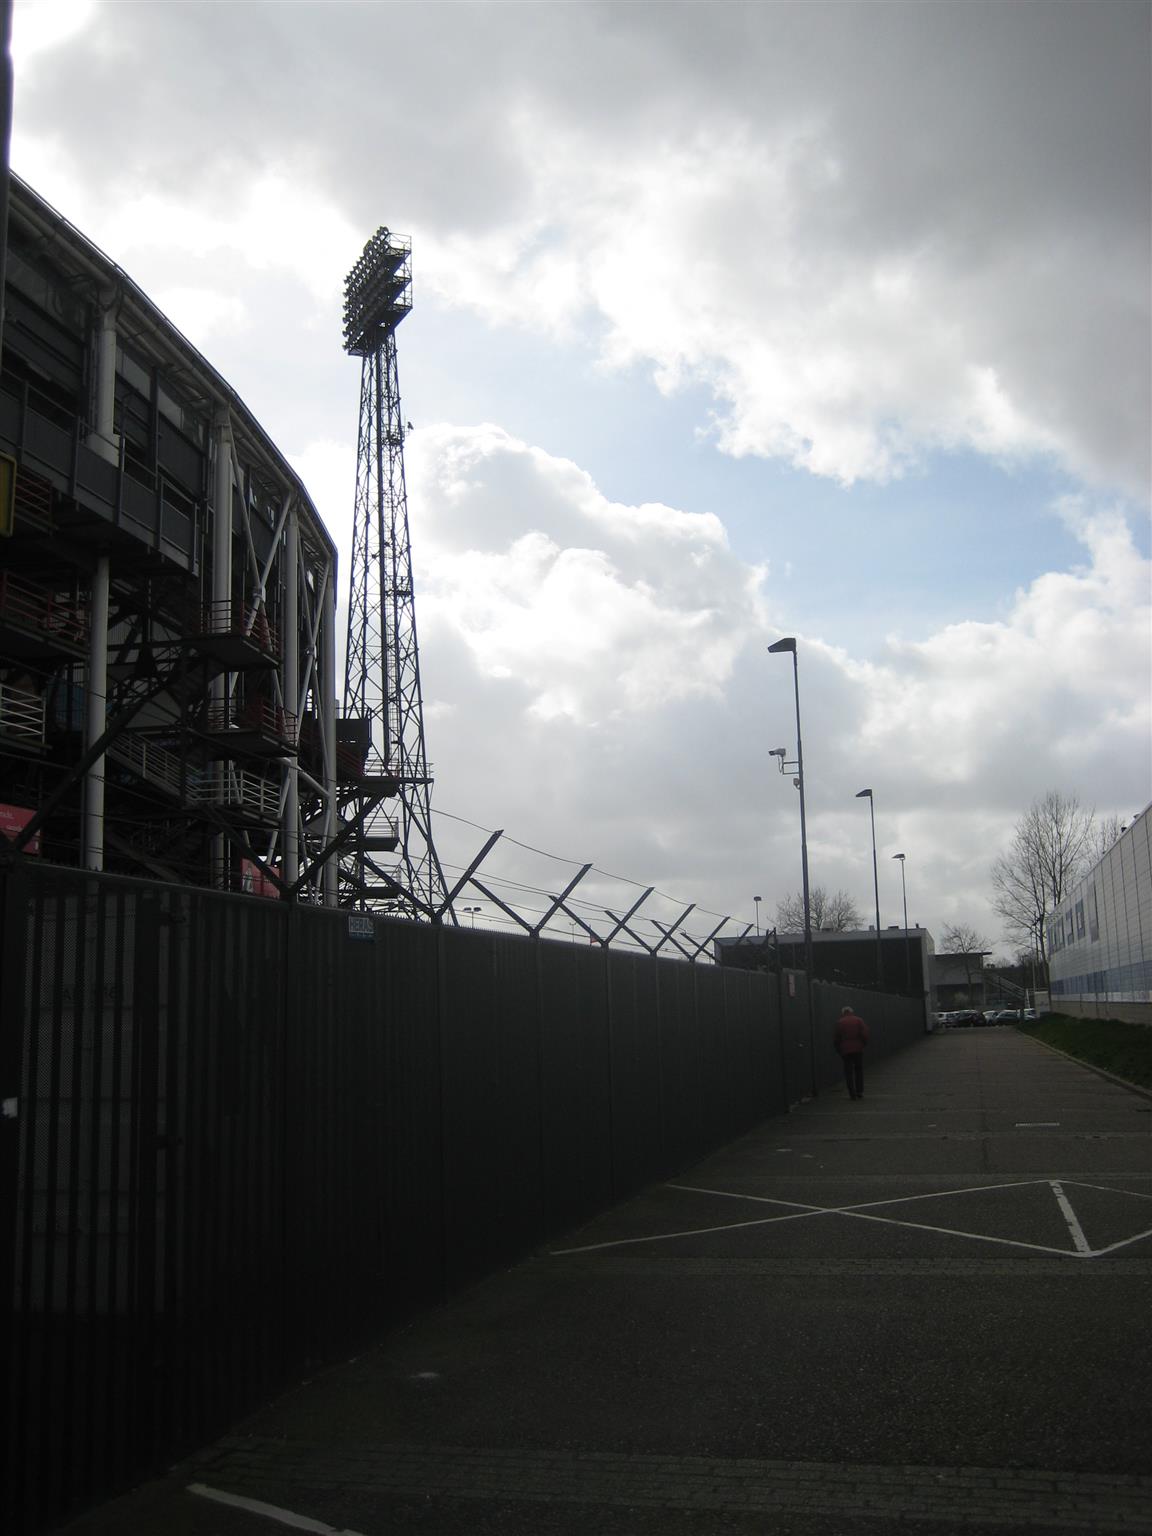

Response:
(341, 228), (446, 916)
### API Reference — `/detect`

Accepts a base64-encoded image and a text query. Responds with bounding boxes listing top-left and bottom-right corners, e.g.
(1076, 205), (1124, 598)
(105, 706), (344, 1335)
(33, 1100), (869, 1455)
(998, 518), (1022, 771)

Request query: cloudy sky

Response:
(10, 0), (1151, 957)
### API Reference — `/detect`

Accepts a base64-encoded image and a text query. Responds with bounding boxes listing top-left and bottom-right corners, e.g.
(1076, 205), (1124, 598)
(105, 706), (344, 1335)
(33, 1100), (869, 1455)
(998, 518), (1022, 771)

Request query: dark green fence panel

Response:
(378, 917), (445, 1314)
(606, 951), (663, 1200)
(488, 933), (546, 1256)
(780, 970), (813, 1103)
(722, 966), (782, 1128)
(207, 890), (285, 1419)
(284, 905), (389, 1360)
(656, 960), (698, 1168)
(537, 940), (613, 1233)
(440, 926), (546, 1287)
(692, 965), (731, 1157)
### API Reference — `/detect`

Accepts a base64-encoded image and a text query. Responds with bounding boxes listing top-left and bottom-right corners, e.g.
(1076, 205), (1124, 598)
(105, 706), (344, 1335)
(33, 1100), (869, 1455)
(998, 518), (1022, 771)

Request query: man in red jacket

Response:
(834, 1004), (870, 1099)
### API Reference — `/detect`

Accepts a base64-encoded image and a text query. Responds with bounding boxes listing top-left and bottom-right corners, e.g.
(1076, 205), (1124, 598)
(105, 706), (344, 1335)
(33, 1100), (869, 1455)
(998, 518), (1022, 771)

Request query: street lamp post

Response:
(754, 895), (762, 937)
(463, 904), (482, 928)
(856, 788), (882, 989)
(979, 950), (993, 1010)
(768, 637), (816, 1097)
(892, 852), (910, 991)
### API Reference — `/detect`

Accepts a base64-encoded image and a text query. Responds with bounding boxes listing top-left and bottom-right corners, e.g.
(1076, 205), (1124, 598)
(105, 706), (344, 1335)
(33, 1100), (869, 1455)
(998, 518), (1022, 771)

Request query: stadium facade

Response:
(1047, 804), (1151, 1025)
(0, 176), (353, 902)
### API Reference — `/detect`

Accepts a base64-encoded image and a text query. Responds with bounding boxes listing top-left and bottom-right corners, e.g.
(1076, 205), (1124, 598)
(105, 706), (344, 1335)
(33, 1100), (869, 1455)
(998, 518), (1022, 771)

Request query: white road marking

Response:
(1089, 1224), (1152, 1256)
(188, 1483), (367, 1535)
(1064, 1179), (1152, 1202)
(552, 1177), (1152, 1261)
(834, 1207), (1084, 1258)
(550, 1206), (831, 1255)
(1016, 1122), (1060, 1127)
(670, 1178), (1047, 1214)
(1049, 1181), (1092, 1254)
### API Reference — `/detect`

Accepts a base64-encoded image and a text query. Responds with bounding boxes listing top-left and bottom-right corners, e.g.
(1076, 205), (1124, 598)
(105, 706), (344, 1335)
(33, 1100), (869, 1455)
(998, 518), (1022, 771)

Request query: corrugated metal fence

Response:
(0, 862), (924, 1532)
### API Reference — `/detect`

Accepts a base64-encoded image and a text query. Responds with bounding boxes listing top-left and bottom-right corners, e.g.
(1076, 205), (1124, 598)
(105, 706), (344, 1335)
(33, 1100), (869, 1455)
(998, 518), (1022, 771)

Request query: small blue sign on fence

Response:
(347, 914), (375, 941)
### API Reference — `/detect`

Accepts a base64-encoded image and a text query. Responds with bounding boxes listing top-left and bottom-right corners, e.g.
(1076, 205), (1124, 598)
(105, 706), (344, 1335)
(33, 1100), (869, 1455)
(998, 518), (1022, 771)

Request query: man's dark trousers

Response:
(843, 1054), (864, 1098)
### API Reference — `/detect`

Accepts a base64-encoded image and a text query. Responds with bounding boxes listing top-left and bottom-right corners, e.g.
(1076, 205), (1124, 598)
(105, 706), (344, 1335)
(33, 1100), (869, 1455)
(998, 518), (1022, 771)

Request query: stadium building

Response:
(1047, 804), (1151, 1025)
(0, 176), (354, 902)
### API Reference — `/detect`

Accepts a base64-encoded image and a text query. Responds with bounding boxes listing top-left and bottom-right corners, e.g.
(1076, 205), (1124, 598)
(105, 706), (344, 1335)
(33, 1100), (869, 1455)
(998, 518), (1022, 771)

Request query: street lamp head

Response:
(768, 637), (797, 654)
(855, 788), (873, 799)
(769, 747), (787, 758)
(892, 852), (905, 862)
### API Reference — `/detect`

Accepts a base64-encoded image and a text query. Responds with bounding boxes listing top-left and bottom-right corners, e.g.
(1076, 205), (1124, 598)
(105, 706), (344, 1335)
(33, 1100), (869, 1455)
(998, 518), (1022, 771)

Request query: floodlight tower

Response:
(342, 228), (446, 916)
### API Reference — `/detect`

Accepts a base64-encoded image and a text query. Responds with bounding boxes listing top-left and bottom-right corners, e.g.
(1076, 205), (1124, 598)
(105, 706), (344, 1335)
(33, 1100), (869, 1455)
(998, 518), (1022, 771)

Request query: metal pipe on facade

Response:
(83, 555), (110, 870)
(283, 499), (300, 890)
(322, 565), (339, 907)
(88, 295), (119, 465)
(211, 410), (234, 888)
(213, 410), (234, 629)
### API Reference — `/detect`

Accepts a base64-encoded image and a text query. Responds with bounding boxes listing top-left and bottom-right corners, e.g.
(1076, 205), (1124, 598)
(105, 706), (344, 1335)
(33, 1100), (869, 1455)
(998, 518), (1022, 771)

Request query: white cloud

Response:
(409, 424), (767, 723)
(8, 0), (1149, 954)
(151, 286), (250, 345)
(10, 0), (95, 66)
(12, 1), (1149, 497)
(407, 427), (1149, 948)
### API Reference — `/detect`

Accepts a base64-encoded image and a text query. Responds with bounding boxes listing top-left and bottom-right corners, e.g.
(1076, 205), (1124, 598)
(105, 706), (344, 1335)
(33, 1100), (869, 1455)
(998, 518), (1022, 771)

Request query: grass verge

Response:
(1016, 1014), (1152, 1091)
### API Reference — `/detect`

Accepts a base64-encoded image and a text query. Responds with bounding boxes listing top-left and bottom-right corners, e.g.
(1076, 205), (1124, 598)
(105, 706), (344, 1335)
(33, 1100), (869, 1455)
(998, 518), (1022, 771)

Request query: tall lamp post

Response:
(768, 637), (816, 1097)
(855, 788), (882, 989)
(754, 895), (762, 937)
(892, 852), (910, 991)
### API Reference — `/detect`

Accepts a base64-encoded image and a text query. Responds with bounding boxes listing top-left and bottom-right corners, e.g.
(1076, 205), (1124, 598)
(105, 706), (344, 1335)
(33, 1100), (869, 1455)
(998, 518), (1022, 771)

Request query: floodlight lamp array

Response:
(343, 227), (413, 355)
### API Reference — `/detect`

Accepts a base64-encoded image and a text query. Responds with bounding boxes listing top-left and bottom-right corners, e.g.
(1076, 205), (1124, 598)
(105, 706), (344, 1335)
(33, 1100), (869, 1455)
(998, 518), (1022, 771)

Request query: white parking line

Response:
(188, 1483), (367, 1535)
(668, 1178), (1045, 1214)
(549, 1205), (830, 1255)
(1049, 1181), (1092, 1254)
(551, 1178), (1152, 1261)
(1089, 1225), (1152, 1257)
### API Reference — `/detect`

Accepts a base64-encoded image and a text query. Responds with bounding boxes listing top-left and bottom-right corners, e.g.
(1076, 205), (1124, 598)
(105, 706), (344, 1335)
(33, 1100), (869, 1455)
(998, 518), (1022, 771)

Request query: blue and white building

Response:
(1047, 805), (1152, 1025)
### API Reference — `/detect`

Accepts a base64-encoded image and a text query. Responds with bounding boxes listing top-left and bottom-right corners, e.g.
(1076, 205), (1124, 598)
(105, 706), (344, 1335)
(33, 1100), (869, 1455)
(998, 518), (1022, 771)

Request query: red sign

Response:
(0, 803), (40, 855)
(240, 858), (280, 899)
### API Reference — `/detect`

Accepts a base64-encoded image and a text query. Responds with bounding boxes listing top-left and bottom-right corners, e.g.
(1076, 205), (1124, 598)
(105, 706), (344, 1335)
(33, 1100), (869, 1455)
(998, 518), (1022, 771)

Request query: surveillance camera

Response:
(793, 777), (801, 788)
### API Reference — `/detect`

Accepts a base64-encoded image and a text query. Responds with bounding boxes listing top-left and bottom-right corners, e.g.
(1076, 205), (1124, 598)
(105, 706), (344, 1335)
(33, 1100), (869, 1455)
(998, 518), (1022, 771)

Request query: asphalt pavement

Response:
(59, 1026), (1152, 1536)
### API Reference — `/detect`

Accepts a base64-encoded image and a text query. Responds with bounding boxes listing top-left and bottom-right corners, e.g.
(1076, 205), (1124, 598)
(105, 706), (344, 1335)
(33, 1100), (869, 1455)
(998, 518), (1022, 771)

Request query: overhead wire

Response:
(432, 805), (736, 925)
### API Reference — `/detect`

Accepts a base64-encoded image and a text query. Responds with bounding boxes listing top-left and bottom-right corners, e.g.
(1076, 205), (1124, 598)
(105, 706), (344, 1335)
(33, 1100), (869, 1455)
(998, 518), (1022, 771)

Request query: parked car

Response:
(988, 1008), (1023, 1023)
(950, 1009), (984, 1027)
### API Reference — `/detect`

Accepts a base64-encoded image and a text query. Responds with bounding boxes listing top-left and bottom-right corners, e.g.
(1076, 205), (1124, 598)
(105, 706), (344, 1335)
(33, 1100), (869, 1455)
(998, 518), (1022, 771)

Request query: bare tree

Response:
(1087, 814), (1125, 865)
(941, 923), (992, 1001)
(989, 791), (1095, 970)
(775, 886), (862, 933)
